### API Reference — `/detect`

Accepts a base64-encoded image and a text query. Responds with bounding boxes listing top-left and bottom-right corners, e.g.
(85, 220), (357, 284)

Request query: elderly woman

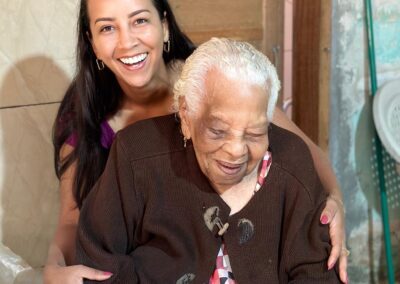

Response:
(76, 38), (340, 283)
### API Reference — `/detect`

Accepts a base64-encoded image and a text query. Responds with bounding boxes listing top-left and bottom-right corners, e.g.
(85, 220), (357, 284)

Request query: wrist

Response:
(328, 194), (345, 213)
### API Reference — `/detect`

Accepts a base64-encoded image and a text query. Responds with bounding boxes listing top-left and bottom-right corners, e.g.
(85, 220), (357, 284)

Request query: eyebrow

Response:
(209, 114), (267, 127)
(94, 9), (150, 24)
(208, 115), (229, 125)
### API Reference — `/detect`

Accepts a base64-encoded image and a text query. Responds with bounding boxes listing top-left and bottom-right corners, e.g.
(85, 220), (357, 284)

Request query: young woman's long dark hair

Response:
(53, 0), (195, 208)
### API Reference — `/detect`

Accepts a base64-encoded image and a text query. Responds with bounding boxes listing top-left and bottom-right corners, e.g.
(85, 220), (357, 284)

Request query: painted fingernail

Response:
(327, 262), (334, 270)
(104, 272), (113, 276)
(320, 215), (329, 224)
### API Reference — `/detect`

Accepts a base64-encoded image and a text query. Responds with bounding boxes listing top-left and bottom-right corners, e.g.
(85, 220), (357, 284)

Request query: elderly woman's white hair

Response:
(173, 37), (281, 120)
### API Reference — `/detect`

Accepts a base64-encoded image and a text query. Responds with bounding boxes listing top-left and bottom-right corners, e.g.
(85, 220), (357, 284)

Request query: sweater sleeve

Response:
(76, 137), (139, 283)
(282, 179), (340, 284)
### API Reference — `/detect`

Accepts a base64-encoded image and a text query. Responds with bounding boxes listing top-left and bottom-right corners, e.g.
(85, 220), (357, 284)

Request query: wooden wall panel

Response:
(292, 1), (331, 149)
(170, 0), (264, 48)
(262, 0), (284, 105)
(292, 1), (322, 144)
(318, 0), (332, 152)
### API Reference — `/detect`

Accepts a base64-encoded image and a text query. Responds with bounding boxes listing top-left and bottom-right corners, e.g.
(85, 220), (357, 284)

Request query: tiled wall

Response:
(0, 0), (78, 267)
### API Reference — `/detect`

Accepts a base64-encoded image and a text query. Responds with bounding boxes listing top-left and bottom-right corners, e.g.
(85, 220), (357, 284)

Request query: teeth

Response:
(120, 53), (147, 65)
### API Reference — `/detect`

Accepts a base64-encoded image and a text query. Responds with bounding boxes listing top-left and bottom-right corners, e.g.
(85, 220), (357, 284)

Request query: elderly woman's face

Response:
(182, 69), (270, 192)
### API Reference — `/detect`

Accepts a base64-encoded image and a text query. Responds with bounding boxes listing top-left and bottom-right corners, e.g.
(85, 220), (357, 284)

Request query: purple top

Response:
(66, 120), (116, 149)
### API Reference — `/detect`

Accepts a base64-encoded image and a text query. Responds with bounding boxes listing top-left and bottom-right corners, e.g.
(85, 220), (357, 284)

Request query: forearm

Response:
(46, 242), (66, 267)
(307, 143), (342, 199)
(46, 224), (77, 266)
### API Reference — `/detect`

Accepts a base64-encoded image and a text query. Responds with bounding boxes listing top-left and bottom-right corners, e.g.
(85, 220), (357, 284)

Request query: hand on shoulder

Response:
(43, 263), (112, 284)
(320, 194), (348, 284)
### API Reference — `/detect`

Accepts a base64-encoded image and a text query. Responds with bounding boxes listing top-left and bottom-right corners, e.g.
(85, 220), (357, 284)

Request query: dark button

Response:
(237, 218), (255, 244)
(176, 273), (196, 284)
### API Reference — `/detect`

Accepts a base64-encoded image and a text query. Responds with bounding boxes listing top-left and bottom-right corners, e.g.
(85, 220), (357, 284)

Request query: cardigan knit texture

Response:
(76, 114), (340, 284)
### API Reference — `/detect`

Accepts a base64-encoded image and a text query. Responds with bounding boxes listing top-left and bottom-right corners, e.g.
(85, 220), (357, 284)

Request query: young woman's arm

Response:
(272, 108), (348, 283)
(43, 144), (112, 284)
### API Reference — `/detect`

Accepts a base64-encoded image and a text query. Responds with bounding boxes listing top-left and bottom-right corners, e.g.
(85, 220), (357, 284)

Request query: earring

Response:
(163, 40), (170, 53)
(183, 137), (187, 148)
(96, 58), (105, 71)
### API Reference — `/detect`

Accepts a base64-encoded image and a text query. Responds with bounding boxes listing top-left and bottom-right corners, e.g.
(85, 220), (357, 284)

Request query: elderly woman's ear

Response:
(178, 97), (192, 140)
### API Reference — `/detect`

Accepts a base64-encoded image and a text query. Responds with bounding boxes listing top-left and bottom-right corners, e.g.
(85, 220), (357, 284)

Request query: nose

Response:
(222, 137), (248, 160)
(117, 26), (138, 50)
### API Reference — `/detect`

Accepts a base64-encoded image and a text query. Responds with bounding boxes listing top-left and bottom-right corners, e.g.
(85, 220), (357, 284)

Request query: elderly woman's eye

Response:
(246, 133), (266, 140)
(208, 128), (224, 137)
(251, 133), (265, 137)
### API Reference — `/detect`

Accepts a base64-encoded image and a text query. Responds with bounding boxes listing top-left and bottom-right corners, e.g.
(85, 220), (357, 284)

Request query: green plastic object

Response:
(364, 0), (395, 282)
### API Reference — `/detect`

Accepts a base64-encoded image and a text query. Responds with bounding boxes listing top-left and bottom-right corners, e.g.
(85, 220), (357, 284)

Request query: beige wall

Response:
(0, 0), (78, 267)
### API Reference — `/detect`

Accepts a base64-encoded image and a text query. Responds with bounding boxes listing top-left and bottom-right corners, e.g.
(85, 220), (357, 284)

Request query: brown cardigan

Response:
(76, 114), (340, 283)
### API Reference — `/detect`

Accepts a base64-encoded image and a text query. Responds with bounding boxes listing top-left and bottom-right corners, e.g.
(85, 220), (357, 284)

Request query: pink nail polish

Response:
(321, 215), (329, 224)
(327, 262), (334, 270)
(104, 272), (113, 276)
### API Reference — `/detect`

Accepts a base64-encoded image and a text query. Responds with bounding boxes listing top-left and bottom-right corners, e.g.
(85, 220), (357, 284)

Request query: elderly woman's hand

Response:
(320, 194), (348, 283)
(43, 263), (112, 284)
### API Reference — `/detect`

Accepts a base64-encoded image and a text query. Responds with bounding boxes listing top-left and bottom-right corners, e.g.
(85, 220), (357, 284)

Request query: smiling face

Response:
(180, 69), (270, 193)
(87, 0), (169, 92)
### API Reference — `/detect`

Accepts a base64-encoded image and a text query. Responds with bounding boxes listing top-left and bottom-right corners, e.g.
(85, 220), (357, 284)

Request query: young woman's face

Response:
(87, 0), (169, 91)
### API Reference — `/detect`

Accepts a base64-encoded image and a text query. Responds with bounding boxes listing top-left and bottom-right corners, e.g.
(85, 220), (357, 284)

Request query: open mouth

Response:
(217, 160), (245, 175)
(119, 53), (148, 66)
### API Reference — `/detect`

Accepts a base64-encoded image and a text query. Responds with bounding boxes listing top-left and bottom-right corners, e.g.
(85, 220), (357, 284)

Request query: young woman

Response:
(43, 0), (348, 283)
